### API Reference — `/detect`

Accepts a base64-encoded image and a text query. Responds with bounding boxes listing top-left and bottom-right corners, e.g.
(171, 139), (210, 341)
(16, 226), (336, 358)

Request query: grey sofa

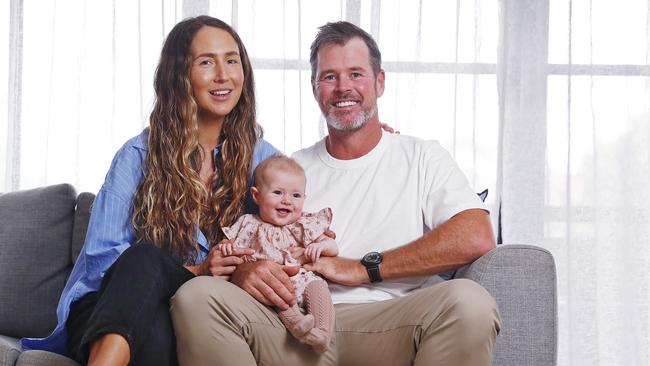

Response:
(0, 183), (557, 366)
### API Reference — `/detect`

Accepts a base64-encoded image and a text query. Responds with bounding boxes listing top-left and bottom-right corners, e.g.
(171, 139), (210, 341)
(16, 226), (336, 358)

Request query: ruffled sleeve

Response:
(222, 214), (250, 241)
(221, 214), (264, 255)
(289, 207), (333, 246)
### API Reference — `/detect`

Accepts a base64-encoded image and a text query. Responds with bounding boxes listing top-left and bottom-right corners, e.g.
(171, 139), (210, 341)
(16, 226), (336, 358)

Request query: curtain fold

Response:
(4, 0), (23, 191)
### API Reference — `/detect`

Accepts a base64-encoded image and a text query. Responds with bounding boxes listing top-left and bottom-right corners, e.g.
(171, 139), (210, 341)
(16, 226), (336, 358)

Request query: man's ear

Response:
(311, 79), (317, 98)
(375, 69), (385, 98)
(251, 186), (260, 205)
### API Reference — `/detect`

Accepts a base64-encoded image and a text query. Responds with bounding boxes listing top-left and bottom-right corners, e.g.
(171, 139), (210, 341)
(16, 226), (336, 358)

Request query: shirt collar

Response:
(133, 128), (149, 151)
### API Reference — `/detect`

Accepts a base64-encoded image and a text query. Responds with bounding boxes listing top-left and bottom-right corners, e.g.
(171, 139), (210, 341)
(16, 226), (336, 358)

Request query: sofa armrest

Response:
(454, 244), (557, 366)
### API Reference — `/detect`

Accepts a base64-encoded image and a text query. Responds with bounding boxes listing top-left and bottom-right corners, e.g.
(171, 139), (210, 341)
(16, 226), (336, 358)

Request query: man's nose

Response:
(335, 75), (352, 92)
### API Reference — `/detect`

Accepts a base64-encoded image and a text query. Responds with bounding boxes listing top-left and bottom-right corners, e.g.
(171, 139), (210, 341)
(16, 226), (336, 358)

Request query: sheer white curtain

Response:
(2, 0), (650, 365)
(1, 0), (186, 193)
(501, 0), (650, 365)
(1, 0), (499, 206)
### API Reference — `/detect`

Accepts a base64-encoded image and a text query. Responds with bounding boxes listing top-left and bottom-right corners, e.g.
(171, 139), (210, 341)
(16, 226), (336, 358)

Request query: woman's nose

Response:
(213, 62), (228, 82)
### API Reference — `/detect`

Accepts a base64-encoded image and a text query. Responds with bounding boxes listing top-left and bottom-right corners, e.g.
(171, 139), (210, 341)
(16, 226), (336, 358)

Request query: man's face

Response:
(312, 37), (385, 132)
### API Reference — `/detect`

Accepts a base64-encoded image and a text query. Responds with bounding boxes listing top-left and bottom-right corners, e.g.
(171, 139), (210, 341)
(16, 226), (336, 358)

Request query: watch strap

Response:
(366, 265), (382, 283)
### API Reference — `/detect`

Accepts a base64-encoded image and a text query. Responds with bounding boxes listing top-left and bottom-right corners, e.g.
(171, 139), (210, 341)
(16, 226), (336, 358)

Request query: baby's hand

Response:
(217, 242), (234, 256)
(304, 243), (325, 263)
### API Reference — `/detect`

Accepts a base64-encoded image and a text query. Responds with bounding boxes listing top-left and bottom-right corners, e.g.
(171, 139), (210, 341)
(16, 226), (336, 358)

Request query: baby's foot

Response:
(286, 314), (314, 338)
(301, 328), (330, 353)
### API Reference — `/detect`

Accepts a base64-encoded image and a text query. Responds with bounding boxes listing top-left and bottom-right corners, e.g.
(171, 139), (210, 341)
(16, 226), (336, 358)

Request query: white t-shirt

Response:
(292, 131), (487, 304)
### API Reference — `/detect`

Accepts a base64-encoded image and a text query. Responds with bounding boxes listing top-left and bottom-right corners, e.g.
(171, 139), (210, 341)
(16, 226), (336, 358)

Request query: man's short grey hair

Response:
(309, 21), (382, 80)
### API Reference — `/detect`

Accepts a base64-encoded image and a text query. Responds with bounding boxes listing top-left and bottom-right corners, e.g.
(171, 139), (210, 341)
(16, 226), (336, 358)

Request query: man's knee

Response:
(171, 276), (234, 314)
(431, 279), (501, 340)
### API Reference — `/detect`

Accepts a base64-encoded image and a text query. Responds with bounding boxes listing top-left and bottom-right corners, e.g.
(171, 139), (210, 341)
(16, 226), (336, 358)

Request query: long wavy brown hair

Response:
(132, 16), (259, 263)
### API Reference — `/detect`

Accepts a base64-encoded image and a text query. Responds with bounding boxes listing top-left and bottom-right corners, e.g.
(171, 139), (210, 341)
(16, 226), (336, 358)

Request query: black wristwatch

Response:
(361, 251), (383, 283)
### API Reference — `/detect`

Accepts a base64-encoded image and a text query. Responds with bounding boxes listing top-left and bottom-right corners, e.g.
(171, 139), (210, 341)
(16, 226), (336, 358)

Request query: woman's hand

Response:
(188, 240), (254, 280)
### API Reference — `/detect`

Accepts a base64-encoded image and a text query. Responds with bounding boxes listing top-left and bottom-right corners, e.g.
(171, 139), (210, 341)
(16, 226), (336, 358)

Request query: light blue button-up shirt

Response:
(21, 128), (279, 355)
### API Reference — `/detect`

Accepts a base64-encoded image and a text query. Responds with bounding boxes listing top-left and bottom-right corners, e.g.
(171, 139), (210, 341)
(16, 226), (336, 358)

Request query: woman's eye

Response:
(199, 59), (213, 66)
(227, 58), (239, 64)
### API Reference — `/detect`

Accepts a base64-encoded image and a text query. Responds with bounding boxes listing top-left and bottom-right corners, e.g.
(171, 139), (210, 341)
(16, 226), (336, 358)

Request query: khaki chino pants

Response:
(170, 277), (501, 366)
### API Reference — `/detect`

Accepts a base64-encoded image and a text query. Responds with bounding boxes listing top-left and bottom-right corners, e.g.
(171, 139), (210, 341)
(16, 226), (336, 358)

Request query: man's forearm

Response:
(305, 209), (495, 285)
(379, 209), (495, 280)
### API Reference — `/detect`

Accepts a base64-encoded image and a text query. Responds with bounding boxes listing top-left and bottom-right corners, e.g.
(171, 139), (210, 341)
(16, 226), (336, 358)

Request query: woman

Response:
(21, 16), (278, 365)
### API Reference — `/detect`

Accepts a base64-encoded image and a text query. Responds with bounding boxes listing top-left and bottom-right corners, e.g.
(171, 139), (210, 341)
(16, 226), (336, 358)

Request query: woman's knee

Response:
(113, 243), (168, 274)
(120, 242), (165, 262)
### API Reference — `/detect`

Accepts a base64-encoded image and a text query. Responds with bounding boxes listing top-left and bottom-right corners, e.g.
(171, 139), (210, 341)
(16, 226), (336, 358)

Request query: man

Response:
(171, 21), (500, 366)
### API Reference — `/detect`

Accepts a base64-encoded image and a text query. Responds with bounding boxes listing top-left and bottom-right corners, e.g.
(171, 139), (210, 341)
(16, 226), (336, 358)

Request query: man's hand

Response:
(380, 122), (400, 134)
(230, 260), (300, 310)
(303, 256), (368, 286)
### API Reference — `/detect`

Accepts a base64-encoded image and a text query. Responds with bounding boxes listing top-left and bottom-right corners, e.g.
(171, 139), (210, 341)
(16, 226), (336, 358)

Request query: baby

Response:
(218, 155), (337, 353)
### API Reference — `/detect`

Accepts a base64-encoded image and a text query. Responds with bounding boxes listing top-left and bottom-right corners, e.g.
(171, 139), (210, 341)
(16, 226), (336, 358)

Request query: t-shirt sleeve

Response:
(421, 141), (487, 229)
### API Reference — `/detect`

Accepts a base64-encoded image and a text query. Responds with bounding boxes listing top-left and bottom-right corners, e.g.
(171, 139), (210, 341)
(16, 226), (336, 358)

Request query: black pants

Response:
(66, 243), (195, 366)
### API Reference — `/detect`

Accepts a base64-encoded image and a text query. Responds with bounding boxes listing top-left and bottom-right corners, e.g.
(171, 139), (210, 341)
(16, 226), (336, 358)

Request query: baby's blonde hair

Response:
(253, 155), (306, 189)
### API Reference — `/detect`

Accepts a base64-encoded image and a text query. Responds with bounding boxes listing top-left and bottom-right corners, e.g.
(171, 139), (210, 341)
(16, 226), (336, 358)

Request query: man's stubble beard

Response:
(325, 104), (378, 132)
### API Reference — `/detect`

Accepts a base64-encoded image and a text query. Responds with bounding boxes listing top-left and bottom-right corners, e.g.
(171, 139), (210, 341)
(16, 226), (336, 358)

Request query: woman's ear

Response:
(251, 186), (260, 205)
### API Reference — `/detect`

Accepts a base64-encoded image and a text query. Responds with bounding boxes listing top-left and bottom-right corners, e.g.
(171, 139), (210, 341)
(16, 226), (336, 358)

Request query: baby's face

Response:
(253, 170), (306, 226)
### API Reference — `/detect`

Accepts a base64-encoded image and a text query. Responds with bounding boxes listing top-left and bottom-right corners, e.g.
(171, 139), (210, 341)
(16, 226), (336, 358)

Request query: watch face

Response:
(363, 251), (383, 265)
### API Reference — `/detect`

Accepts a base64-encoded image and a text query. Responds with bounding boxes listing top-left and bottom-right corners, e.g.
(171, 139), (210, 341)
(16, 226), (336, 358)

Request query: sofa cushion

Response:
(16, 350), (80, 366)
(0, 335), (20, 366)
(0, 184), (76, 338)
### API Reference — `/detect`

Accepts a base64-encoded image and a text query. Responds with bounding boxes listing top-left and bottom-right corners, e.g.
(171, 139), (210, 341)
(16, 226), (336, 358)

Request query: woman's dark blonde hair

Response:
(132, 16), (258, 263)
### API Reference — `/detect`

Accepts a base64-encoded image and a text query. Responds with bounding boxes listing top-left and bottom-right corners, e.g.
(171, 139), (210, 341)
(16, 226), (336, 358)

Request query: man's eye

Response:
(323, 74), (336, 81)
(351, 72), (362, 78)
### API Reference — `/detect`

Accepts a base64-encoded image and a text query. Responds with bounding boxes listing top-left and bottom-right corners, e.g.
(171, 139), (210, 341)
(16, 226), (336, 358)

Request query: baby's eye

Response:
(292, 193), (302, 199)
(272, 190), (282, 196)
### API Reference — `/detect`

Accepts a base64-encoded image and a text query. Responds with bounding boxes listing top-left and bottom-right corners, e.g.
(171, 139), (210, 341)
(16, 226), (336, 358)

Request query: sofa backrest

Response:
(0, 184), (77, 338)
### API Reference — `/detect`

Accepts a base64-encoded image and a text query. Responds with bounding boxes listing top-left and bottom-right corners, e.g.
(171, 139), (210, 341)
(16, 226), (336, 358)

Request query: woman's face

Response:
(189, 26), (244, 126)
